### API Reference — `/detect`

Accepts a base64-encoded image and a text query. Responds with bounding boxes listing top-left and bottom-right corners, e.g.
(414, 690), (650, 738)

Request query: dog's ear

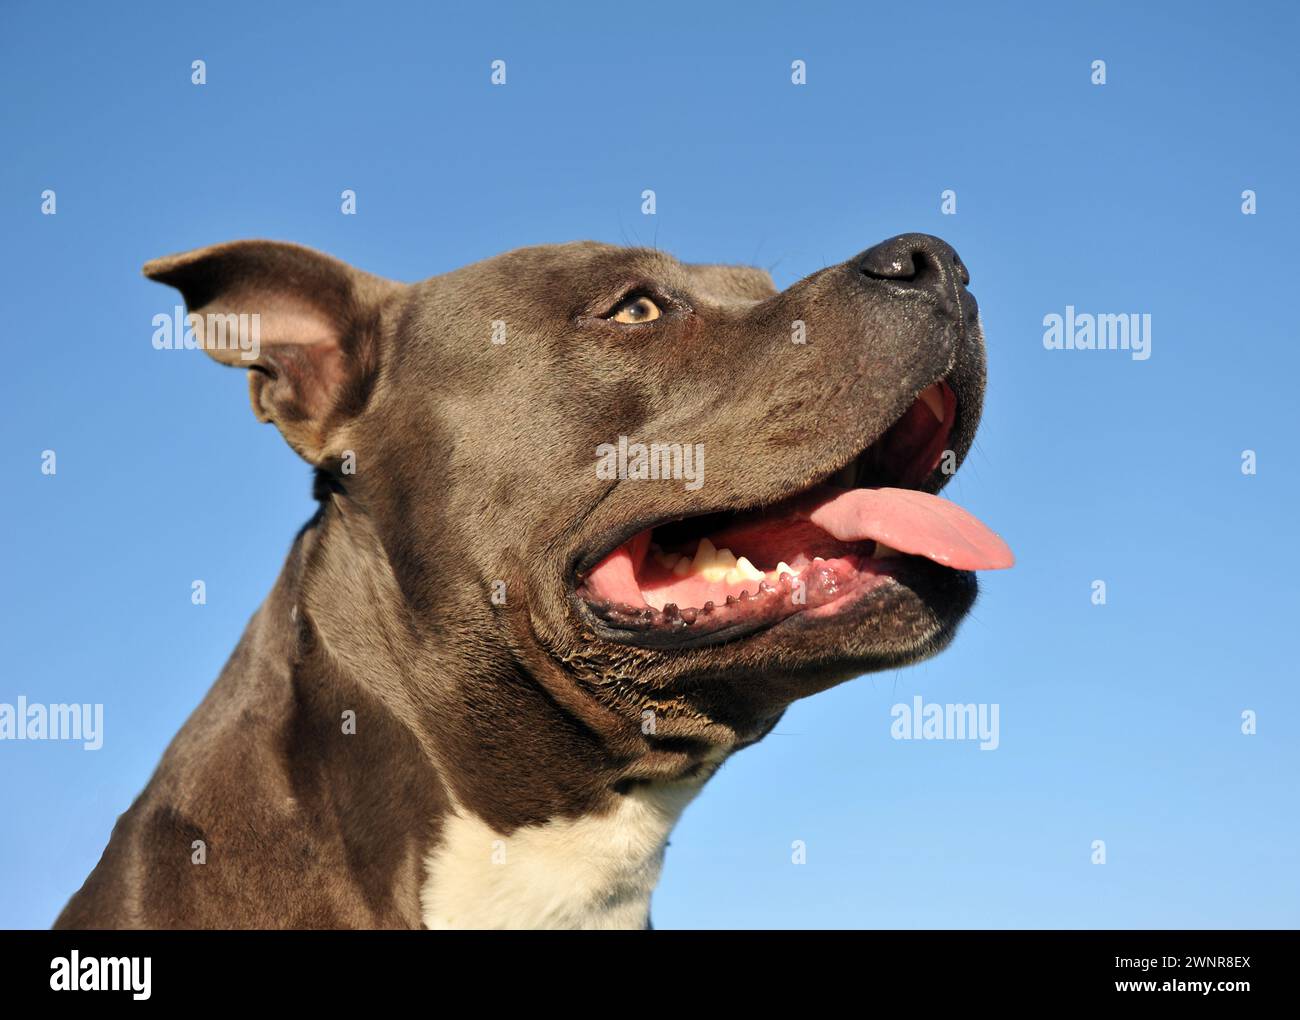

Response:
(143, 240), (402, 462)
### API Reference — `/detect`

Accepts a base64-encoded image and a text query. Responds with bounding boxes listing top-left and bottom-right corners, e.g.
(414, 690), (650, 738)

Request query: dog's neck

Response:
(270, 497), (714, 928)
(419, 779), (703, 929)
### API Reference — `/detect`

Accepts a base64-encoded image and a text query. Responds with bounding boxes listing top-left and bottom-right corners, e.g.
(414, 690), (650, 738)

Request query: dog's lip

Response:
(571, 559), (915, 650)
(573, 595), (795, 650)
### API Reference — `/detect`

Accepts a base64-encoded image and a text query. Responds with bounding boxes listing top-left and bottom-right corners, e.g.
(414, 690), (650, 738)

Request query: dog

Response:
(55, 234), (1012, 929)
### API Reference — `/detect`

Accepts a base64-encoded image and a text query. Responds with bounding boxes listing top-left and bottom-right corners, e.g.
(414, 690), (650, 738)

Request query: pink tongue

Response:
(809, 487), (1013, 570)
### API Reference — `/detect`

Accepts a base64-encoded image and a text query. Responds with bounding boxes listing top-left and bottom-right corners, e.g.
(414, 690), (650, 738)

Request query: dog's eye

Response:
(609, 295), (662, 324)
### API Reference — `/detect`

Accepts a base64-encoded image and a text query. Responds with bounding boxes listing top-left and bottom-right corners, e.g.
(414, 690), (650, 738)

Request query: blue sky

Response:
(2, 0), (1297, 928)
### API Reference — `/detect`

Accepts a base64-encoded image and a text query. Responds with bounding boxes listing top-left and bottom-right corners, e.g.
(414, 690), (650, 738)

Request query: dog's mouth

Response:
(573, 379), (1013, 649)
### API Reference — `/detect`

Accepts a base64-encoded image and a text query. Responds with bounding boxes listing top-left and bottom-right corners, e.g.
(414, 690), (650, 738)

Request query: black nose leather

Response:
(858, 233), (970, 290)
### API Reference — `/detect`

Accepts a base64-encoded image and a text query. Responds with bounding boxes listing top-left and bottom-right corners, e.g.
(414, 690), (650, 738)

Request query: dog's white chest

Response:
(420, 782), (699, 930)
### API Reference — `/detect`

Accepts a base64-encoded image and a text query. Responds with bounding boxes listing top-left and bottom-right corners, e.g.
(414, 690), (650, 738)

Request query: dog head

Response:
(145, 235), (1011, 770)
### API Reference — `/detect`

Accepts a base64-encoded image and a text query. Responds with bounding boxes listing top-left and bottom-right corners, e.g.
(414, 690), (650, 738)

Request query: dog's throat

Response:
(420, 781), (701, 930)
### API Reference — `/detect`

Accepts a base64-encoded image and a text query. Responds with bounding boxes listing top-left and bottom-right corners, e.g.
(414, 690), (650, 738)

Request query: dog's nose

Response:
(857, 233), (970, 291)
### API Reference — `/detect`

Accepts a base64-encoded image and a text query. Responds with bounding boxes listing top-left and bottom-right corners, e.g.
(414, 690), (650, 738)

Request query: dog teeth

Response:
(724, 561), (765, 584)
(665, 542), (788, 587)
(701, 547), (736, 582)
(692, 537), (718, 568)
(873, 541), (903, 558)
(692, 537), (727, 581)
(918, 383), (945, 423)
(690, 541), (761, 584)
(734, 556), (764, 581)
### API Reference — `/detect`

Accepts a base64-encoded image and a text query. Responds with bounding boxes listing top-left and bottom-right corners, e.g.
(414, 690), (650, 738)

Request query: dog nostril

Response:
(858, 234), (968, 289)
(860, 243), (942, 285)
(859, 247), (926, 282)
